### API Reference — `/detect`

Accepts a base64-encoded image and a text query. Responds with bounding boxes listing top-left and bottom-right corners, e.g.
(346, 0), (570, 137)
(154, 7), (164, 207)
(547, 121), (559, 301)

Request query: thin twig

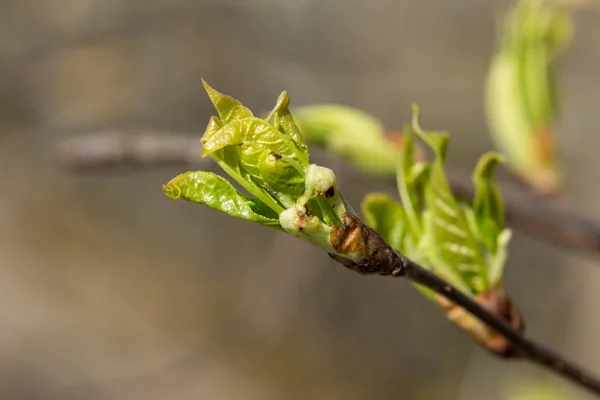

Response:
(56, 132), (600, 257)
(402, 257), (600, 395)
(331, 212), (600, 396)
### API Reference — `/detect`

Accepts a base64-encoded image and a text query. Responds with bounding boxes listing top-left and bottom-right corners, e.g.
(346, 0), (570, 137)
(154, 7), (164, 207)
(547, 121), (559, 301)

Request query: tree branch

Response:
(405, 260), (600, 395)
(331, 212), (600, 396)
(56, 132), (600, 395)
(56, 132), (600, 258)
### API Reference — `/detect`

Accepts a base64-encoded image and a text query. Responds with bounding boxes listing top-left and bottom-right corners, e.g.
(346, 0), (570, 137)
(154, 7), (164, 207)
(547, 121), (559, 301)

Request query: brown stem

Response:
(330, 212), (600, 396)
(404, 260), (600, 395)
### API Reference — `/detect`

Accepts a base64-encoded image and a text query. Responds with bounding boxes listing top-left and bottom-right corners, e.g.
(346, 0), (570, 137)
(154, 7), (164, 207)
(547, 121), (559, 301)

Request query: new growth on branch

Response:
(162, 81), (600, 396)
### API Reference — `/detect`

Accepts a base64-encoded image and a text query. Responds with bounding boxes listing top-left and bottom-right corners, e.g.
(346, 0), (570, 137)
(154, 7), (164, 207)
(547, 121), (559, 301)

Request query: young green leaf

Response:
(201, 115), (284, 214)
(163, 171), (281, 227)
(487, 228), (512, 286)
(411, 106), (487, 293)
(200, 82), (314, 213)
(472, 152), (506, 252)
(202, 79), (254, 123)
(396, 122), (429, 238)
(258, 150), (306, 200)
(362, 193), (407, 251)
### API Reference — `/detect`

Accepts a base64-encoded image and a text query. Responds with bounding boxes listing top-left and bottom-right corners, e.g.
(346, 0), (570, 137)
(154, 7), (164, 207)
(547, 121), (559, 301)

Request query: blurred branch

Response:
(56, 132), (600, 258)
(56, 132), (202, 170)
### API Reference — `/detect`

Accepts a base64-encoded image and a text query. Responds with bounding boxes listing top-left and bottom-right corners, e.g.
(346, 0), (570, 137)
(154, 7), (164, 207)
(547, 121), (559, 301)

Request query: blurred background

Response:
(1, 0), (600, 399)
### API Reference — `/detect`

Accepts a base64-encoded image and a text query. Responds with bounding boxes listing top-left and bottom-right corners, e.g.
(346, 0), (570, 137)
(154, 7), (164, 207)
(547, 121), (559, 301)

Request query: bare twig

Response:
(406, 258), (600, 395)
(331, 212), (600, 396)
(56, 132), (600, 257)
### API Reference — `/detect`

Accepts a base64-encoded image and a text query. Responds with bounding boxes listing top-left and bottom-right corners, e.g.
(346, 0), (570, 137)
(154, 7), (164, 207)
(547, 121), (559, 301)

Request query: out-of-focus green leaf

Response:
(507, 381), (573, 400)
(485, 0), (572, 194)
(163, 171), (281, 227)
(411, 106), (487, 293)
(293, 105), (400, 175)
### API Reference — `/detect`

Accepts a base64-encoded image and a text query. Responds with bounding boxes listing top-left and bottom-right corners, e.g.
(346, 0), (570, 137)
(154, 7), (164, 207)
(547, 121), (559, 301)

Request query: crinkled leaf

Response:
(200, 83), (315, 212)
(472, 152), (506, 252)
(258, 150), (306, 200)
(202, 79), (253, 123)
(200, 116), (284, 214)
(361, 193), (406, 251)
(201, 117), (307, 207)
(412, 105), (487, 293)
(293, 105), (400, 175)
(163, 171), (281, 227)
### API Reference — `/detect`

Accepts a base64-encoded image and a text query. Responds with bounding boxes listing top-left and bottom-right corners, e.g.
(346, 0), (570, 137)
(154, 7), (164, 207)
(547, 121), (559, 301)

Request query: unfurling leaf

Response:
(359, 105), (517, 352)
(472, 152), (506, 252)
(362, 193), (406, 251)
(361, 105), (511, 296)
(202, 79), (253, 123)
(396, 116), (429, 239)
(201, 81), (311, 212)
(411, 106), (487, 294)
(485, 0), (572, 194)
(164, 81), (356, 260)
(163, 171), (281, 227)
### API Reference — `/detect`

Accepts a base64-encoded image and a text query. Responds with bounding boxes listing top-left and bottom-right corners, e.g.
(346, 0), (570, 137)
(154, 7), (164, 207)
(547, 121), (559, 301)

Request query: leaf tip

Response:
(411, 104), (422, 131)
(162, 179), (182, 200)
(266, 91), (291, 121)
(201, 78), (221, 106)
(487, 151), (506, 164)
(474, 151), (506, 180)
(200, 77), (211, 93)
(276, 91), (290, 108)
